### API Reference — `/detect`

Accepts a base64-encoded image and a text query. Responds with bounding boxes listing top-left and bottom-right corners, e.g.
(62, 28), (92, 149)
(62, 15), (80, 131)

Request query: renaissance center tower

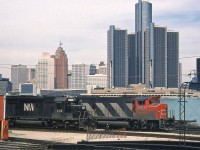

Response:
(135, 0), (152, 84)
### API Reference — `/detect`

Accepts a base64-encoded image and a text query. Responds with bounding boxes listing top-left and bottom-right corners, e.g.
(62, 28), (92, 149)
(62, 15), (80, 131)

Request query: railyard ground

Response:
(0, 129), (199, 150)
(8, 129), (200, 143)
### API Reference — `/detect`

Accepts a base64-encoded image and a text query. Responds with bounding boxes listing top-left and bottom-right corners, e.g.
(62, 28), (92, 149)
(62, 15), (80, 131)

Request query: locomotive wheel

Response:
(132, 124), (139, 130)
(64, 123), (69, 130)
(147, 122), (158, 130)
(131, 120), (142, 130)
(53, 122), (58, 129)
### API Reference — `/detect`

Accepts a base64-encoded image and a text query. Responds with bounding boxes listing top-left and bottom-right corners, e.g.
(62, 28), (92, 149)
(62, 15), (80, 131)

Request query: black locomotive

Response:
(5, 95), (175, 130)
(6, 95), (88, 129)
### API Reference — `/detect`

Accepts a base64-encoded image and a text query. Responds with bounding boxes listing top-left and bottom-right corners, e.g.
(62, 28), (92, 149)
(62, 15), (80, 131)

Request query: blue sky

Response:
(0, 0), (200, 81)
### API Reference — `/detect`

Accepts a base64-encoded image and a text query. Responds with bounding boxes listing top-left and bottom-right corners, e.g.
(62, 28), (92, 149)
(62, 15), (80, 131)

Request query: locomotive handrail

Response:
(78, 111), (81, 129)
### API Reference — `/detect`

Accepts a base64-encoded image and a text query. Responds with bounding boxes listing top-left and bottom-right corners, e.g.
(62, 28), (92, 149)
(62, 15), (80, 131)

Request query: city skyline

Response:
(0, 0), (199, 82)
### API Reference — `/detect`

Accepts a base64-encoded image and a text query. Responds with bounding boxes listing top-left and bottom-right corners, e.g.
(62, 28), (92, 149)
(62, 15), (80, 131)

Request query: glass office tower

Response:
(128, 33), (136, 84)
(107, 25), (128, 88)
(145, 23), (167, 88)
(197, 58), (200, 82)
(135, 0), (152, 84)
(167, 31), (179, 88)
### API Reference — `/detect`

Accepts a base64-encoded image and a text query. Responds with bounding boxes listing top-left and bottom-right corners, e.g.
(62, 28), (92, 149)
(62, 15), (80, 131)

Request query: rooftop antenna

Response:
(59, 41), (63, 47)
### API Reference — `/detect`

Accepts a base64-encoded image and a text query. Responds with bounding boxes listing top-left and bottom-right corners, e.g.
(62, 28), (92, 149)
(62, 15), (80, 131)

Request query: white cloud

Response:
(0, 0), (199, 82)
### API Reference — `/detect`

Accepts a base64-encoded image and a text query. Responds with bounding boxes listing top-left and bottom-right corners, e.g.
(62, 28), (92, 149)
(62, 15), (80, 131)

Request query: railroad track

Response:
(10, 127), (200, 142)
(10, 126), (87, 133)
(0, 138), (50, 150)
(7, 127), (200, 150)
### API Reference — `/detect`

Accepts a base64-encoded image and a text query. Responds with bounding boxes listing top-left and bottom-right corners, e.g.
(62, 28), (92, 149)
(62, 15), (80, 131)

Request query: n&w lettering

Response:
(24, 103), (35, 111)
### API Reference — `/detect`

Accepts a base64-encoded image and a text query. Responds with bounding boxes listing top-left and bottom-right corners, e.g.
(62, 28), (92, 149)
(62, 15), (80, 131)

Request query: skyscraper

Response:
(135, 0), (152, 84)
(11, 64), (28, 91)
(167, 31), (179, 88)
(54, 42), (68, 89)
(145, 23), (167, 88)
(71, 63), (89, 89)
(107, 25), (128, 88)
(128, 33), (136, 84)
(196, 58), (200, 82)
(36, 52), (55, 90)
(106, 0), (179, 88)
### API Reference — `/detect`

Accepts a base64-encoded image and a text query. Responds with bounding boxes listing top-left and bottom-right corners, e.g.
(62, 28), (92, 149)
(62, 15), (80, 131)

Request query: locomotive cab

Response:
(131, 96), (168, 130)
(132, 96), (167, 120)
(52, 97), (82, 119)
(54, 97), (86, 113)
(52, 97), (87, 129)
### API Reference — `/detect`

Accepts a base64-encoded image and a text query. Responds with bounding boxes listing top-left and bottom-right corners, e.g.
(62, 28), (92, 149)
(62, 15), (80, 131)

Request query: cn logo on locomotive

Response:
(24, 103), (35, 111)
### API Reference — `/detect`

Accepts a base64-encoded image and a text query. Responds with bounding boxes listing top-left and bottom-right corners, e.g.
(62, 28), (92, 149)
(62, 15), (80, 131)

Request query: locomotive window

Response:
(149, 99), (158, 106)
(149, 100), (153, 105)
(138, 101), (144, 105)
(56, 102), (63, 109)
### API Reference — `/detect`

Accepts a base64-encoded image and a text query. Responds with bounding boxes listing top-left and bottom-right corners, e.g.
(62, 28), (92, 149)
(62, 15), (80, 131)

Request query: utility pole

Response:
(179, 82), (189, 145)
(179, 69), (198, 145)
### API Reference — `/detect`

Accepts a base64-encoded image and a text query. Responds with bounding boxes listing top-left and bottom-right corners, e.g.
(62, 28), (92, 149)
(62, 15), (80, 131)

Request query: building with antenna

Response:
(54, 42), (68, 89)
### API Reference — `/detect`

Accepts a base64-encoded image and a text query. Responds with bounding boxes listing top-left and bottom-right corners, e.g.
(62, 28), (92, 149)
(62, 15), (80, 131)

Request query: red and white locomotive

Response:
(79, 95), (174, 130)
(131, 96), (170, 129)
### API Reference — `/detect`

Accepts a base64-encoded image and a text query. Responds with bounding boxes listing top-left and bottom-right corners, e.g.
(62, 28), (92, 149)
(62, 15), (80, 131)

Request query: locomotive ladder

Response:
(78, 111), (87, 129)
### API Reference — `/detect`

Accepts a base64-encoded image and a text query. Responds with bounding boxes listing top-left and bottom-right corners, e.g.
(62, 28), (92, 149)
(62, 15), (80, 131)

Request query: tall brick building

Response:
(54, 42), (68, 89)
